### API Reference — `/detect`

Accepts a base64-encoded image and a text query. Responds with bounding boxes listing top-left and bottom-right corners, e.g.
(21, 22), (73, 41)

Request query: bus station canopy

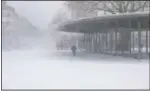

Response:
(57, 12), (149, 33)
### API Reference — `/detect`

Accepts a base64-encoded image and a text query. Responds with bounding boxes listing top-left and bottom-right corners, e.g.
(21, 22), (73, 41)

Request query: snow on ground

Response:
(2, 49), (149, 89)
(131, 48), (150, 52)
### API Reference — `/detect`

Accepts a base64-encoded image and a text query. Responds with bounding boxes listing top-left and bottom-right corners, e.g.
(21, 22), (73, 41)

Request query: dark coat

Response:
(71, 45), (77, 51)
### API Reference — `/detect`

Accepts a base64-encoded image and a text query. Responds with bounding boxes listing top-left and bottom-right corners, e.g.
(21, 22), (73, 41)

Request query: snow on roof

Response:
(60, 11), (149, 26)
(57, 12), (149, 33)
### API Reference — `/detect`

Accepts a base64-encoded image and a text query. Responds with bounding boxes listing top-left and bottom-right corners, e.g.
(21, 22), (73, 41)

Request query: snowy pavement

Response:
(2, 49), (149, 89)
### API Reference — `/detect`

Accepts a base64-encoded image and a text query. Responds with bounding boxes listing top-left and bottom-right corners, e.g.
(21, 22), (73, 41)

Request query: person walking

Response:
(71, 45), (77, 56)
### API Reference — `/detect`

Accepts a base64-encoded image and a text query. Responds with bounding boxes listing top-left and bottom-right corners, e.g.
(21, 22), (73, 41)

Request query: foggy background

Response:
(2, 1), (149, 89)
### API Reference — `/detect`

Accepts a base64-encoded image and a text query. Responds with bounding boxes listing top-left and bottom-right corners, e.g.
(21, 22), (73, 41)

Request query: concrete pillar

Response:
(138, 22), (142, 60)
(132, 32), (135, 52)
(89, 33), (92, 52)
(99, 33), (101, 53)
(105, 31), (108, 53)
(128, 20), (132, 56)
(115, 29), (117, 55)
(99, 33), (102, 53)
(146, 29), (148, 53)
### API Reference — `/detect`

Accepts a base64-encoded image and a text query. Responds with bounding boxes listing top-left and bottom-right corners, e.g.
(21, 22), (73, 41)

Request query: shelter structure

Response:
(57, 12), (150, 59)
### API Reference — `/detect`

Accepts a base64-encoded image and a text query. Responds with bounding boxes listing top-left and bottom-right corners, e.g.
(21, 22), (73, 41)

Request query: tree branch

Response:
(96, 7), (116, 14)
(124, 1), (130, 12)
(134, 1), (148, 12)
(109, 1), (120, 10)
(103, 3), (117, 14)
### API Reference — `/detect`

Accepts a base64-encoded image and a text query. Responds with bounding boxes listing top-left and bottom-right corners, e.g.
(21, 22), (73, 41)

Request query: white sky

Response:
(7, 1), (64, 29)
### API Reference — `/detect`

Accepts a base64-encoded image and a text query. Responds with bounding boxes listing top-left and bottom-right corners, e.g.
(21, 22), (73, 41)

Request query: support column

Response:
(108, 32), (110, 53)
(100, 33), (102, 53)
(86, 33), (88, 51)
(102, 33), (104, 53)
(115, 29), (117, 55)
(110, 31), (114, 54)
(128, 20), (132, 56)
(85, 34), (87, 50)
(89, 33), (91, 52)
(148, 29), (150, 52)
(91, 33), (94, 52)
(83, 33), (85, 50)
(138, 22), (141, 60)
(97, 33), (100, 53)
(106, 31), (108, 53)
(94, 33), (96, 52)
(149, 30), (150, 53)
(146, 29), (148, 53)
(99, 33), (101, 53)
(132, 32), (135, 52)
(93, 33), (95, 53)
(95, 32), (98, 53)
(90, 33), (93, 52)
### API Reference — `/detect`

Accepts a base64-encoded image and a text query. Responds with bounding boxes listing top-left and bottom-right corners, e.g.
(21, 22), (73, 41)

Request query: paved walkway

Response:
(42, 49), (149, 63)
(2, 49), (149, 63)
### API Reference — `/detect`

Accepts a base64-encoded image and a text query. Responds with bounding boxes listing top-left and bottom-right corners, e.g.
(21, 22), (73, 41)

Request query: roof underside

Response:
(57, 12), (150, 33)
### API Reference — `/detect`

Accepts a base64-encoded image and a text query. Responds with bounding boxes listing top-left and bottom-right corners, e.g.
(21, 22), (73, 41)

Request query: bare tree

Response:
(51, 10), (69, 24)
(94, 1), (149, 14)
(64, 1), (98, 19)
(65, 1), (149, 18)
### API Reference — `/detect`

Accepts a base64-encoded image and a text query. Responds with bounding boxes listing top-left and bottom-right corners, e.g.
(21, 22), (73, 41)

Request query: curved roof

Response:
(57, 12), (149, 33)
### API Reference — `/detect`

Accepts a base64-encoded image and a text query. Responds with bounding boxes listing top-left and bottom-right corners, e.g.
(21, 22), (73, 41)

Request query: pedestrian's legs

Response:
(72, 50), (76, 56)
(73, 51), (75, 56)
(74, 51), (76, 56)
(72, 50), (74, 56)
